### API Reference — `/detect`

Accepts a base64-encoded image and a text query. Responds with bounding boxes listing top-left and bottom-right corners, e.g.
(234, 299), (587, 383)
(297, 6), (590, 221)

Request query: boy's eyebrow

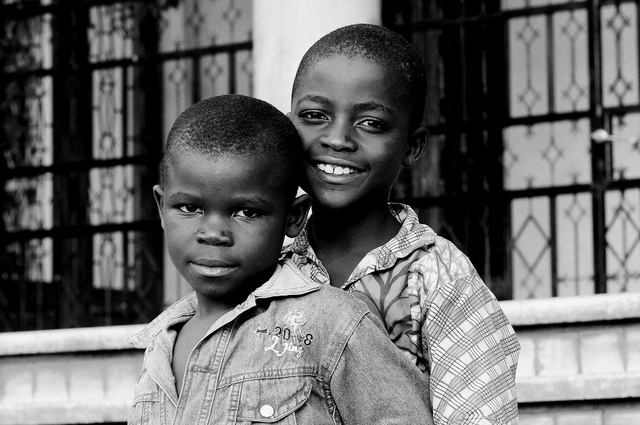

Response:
(231, 195), (274, 206)
(295, 94), (331, 107)
(165, 192), (202, 204)
(166, 191), (195, 200)
(296, 95), (396, 116)
(354, 101), (396, 117)
(167, 191), (276, 208)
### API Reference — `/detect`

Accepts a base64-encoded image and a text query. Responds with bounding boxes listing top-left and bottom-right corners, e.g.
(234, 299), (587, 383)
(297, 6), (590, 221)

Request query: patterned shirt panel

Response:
(282, 203), (520, 425)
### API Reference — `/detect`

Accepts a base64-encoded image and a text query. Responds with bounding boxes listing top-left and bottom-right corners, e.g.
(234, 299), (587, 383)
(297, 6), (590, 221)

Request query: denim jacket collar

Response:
(129, 259), (320, 349)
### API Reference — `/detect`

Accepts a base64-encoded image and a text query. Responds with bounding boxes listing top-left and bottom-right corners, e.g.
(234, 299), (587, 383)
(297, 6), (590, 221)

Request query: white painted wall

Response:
(252, 0), (382, 113)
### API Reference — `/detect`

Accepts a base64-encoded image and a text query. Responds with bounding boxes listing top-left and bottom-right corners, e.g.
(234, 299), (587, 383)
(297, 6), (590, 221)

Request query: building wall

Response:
(1, 293), (639, 424)
(252, 0), (381, 113)
(0, 325), (142, 424)
(503, 293), (640, 424)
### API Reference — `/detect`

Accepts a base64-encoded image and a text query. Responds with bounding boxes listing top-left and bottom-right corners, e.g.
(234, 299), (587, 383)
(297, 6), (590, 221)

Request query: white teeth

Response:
(317, 163), (356, 175)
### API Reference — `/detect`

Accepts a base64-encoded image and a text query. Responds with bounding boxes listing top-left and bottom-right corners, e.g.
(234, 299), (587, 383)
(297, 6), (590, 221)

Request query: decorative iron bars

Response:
(384, 0), (640, 299)
(0, 0), (252, 331)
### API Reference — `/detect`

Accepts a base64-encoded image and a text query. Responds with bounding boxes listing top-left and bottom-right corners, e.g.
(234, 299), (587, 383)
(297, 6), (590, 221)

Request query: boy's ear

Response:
(152, 185), (166, 230)
(402, 126), (429, 168)
(285, 193), (311, 238)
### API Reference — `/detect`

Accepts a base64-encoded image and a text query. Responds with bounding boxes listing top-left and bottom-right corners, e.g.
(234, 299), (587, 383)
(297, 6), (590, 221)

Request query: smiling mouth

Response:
(315, 163), (360, 176)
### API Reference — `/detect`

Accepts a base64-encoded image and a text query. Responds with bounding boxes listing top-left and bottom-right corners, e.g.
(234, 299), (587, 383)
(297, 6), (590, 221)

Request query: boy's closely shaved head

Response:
(292, 23), (427, 130)
(162, 94), (303, 198)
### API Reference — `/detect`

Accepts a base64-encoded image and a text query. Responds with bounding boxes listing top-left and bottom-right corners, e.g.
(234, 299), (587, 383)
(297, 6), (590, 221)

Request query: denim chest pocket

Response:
(235, 376), (312, 424)
(129, 369), (160, 425)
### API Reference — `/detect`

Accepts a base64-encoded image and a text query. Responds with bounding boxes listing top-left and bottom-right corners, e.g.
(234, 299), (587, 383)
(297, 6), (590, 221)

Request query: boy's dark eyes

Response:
(176, 205), (263, 218)
(178, 204), (201, 214)
(298, 110), (389, 131)
(298, 110), (328, 121)
(358, 118), (388, 131)
(234, 209), (262, 219)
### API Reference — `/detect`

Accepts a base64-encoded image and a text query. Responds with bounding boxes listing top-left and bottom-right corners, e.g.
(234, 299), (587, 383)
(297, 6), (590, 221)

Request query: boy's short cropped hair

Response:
(161, 94), (303, 198)
(292, 23), (427, 130)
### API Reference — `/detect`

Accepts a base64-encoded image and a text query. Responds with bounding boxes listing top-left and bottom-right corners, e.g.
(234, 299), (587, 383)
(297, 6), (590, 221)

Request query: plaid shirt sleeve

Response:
(414, 264), (520, 424)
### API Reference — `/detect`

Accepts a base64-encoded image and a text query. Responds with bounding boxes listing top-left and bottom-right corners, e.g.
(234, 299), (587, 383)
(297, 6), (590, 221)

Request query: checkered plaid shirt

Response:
(281, 203), (520, 424)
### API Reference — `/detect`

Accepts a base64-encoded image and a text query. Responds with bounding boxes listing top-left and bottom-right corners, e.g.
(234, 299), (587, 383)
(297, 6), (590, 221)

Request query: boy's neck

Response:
(193, 265), (277, 323)
(192, 295), (236, 327)
(308, 200), (401, 285)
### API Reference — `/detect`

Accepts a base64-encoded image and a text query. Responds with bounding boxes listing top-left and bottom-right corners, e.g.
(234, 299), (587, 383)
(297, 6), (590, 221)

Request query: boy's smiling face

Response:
(291, 55), (415, 210)
(154, 151), (308, 308)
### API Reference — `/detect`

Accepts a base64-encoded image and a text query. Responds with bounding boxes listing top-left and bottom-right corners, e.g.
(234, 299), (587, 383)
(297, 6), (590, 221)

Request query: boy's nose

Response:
(196, 219), (233, 246)
(322, 122), (357, 151)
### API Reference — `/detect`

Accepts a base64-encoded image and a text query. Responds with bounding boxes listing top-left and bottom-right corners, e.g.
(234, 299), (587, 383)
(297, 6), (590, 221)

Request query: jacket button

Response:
(259, 404), (275, 418)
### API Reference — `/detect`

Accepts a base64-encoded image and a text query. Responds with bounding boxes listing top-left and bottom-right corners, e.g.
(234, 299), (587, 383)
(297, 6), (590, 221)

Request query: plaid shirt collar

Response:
(283, 203), (436, 288)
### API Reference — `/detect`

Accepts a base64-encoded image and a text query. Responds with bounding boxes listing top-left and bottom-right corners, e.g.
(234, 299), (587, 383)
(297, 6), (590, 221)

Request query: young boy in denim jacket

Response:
(283, 24), (521, 424)
(128, 94), (434, 424)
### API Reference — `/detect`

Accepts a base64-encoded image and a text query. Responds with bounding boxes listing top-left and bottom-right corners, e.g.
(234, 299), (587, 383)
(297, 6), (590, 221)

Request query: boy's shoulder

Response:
(250, 261), (383, 347)
(369, 203), (478, 280)
(409, 232), (477, 276)
(264, 260), (373, 320)
(235, 262), (384, 363)
(383, 205), (480, 289)
(128, 291), (197, 349)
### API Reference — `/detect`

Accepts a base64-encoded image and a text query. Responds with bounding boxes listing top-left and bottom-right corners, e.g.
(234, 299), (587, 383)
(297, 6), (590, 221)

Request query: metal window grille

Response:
(384, 0), (640, 299)
(0, 0), (253, 331)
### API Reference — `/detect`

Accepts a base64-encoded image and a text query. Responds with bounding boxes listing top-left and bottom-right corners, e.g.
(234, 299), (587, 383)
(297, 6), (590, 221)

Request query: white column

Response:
(252, 0), (382, 113)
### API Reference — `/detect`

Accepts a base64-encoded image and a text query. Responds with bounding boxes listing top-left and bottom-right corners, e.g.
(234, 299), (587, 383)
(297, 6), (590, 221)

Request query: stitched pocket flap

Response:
(236, 376), (312, 423)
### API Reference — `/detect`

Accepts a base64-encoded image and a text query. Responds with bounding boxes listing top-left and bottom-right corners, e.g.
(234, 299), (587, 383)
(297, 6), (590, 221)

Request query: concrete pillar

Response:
(252, 0), (382, 113)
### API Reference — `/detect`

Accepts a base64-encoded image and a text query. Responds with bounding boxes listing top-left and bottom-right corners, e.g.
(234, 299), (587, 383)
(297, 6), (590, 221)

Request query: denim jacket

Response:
(128, 260), (433, 424)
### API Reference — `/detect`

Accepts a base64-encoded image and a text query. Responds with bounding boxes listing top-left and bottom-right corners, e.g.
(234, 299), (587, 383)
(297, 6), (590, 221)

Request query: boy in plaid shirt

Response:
(282, 23), (520, 424)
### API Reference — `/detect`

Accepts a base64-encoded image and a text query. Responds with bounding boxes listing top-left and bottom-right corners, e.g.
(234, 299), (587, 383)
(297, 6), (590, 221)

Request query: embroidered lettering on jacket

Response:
(256, 309), (314, 358)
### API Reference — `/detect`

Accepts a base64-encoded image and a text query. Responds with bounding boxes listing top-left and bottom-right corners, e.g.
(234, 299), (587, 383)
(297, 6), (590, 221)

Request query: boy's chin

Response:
(307, 189), (363, 212)
(306, 185), (393, 213)
(301, 180), (352, 210)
